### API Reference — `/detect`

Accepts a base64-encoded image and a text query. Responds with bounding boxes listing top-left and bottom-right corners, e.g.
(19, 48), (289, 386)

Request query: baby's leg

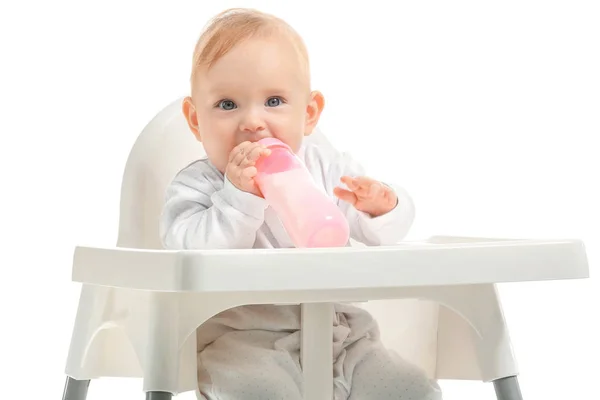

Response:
(197, 330), (303, 400)
(345, 341), (442, 400)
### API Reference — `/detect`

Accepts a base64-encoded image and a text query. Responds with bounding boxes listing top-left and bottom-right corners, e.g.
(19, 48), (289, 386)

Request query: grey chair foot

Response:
(62, 377), (90, 400)
(146, 391), (173, 400)
(493, 376), (523, 400)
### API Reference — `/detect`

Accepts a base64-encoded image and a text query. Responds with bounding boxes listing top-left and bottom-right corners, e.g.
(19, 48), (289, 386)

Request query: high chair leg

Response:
(62, 377), (90, 400)
(493, 376), (523, 400)
(146, 391), (172, 399)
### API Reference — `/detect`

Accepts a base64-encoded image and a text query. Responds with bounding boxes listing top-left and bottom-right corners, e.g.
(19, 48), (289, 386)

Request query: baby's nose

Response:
(240, 112), (266, 133)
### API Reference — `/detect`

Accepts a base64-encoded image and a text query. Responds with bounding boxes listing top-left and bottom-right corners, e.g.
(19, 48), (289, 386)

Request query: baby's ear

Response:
(182, 96), (202, 142)
(304, 90), (325, 136)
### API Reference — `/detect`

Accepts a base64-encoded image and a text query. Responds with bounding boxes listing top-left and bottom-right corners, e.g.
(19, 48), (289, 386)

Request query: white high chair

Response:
(62, 97), (589, 400)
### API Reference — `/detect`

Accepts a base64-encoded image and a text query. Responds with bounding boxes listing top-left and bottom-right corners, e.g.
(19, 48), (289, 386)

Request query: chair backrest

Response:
(116, 98), (200, 248)
(116, 97), (334, 249)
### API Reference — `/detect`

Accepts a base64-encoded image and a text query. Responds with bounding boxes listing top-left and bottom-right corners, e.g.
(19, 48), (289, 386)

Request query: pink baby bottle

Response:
(254, 138), (350, 248)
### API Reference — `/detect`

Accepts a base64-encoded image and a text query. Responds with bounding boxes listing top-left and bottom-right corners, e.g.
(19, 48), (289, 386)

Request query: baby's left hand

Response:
(334, 176), (397, 217)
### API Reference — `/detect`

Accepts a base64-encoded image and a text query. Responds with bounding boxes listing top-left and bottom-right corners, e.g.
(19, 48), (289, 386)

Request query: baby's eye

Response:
(265, 97), (283, 107)
(217, 100), (237, 110)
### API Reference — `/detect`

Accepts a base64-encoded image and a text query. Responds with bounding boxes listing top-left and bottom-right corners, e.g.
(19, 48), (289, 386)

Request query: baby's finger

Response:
(368, 181), (384, 198)
(334, 187), (358, 206)
(238, 145), (265, 168)
(246, 144), (271, 163)
(229, 141), (252, 163)
(340, 176), (359, 191)
(233, 143), (255, 166)
(238, 167), (258, 192)
(341, 176), (376, 198)
(240, 166), (258, 179)
(353, 176), (379, 188)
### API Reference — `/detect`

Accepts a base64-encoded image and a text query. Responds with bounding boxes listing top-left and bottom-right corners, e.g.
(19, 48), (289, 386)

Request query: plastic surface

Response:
(301, 303), (334, 400)
(63, 97), (590, 398)
(255, 137), (350, 248)
(72, 238), (588, 292)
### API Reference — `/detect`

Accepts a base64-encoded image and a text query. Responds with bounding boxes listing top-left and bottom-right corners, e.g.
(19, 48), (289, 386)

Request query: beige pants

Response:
(196, 304), (442, 400)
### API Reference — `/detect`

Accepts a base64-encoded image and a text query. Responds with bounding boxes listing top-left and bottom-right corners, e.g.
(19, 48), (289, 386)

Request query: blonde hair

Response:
(190, 8), (310, 91)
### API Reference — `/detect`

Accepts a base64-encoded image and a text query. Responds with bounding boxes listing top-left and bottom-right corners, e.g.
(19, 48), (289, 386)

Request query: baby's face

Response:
(186, 36), (322, 173)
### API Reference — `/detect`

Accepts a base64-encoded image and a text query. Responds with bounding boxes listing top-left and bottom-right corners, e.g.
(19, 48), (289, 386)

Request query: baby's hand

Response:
(334, 176), (397, 217)
(226, 141), (271, 197)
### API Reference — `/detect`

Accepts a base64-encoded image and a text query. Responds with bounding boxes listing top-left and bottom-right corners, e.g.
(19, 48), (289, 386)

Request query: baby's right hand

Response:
(226, 141), (271, 197)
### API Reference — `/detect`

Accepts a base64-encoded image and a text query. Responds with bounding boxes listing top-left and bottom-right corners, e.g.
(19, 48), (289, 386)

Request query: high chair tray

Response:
(71, 236), (589, 293)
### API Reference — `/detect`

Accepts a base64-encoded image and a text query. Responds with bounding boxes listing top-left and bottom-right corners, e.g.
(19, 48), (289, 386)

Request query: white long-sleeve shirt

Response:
(160, 139), (415, 250)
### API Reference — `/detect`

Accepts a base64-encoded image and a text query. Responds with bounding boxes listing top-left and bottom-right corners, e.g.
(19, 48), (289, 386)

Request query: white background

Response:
(1, 0), (598, 399)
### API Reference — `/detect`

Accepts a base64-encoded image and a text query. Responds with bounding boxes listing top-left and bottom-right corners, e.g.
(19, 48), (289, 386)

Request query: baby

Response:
(160, 7), (442, 400)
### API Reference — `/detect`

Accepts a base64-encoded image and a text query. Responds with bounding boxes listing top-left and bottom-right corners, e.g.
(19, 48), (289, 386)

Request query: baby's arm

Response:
(328, 151), (415, 246)
(160, 161), (267, 250)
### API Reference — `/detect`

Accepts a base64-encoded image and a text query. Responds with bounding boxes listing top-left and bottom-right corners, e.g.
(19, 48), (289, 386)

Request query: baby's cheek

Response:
(204, 143), (229, 172)
(287, 136), (304, 153)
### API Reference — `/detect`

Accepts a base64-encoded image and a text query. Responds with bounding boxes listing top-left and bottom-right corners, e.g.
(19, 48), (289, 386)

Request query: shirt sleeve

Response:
(327, 150), (415, 246)
(159, 162), (268, 250)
